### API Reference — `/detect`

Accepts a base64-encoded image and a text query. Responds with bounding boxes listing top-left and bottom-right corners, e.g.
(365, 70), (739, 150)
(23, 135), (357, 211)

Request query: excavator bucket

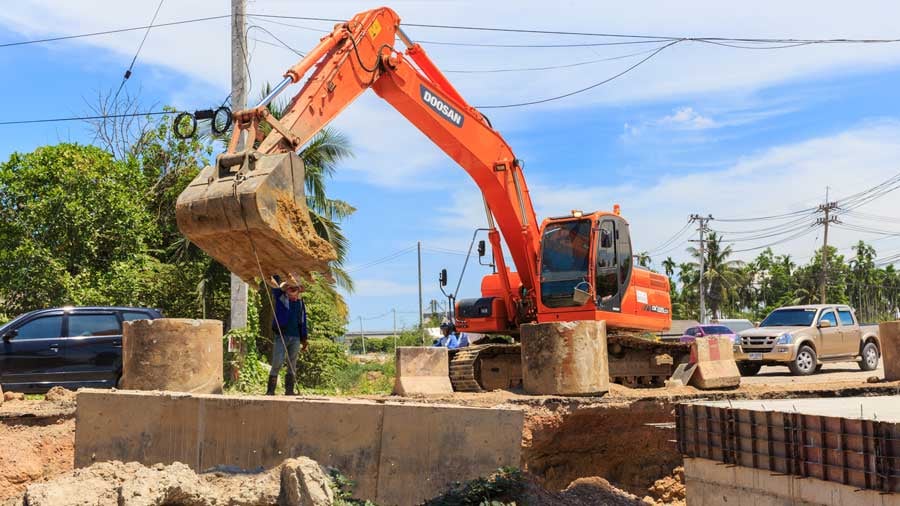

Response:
(175, 149), (336, 284)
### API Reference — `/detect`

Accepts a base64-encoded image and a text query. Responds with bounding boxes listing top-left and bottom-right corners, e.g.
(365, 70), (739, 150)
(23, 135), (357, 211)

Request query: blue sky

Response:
(3, 1), (900, 331)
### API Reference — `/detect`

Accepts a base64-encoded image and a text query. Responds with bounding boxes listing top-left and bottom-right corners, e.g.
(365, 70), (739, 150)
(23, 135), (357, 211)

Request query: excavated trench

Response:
(520, 398), (681, 496)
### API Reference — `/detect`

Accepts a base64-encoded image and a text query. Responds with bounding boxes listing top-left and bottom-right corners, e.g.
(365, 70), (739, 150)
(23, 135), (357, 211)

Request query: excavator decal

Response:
(420, 85), (464, 127)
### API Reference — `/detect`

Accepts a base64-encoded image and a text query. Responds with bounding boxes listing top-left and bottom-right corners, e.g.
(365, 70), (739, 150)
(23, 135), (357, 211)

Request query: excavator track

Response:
(448, 336), (691, 392)
(449, 344), (522, 393)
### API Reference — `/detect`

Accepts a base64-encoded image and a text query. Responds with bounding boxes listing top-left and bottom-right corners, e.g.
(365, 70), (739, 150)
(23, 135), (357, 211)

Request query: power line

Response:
(442, 46), (666, 74)
(113, 0), (166, 101)
(475, 40), (681, 109)
(0, 14), (231, 48)
(346, 245), (417, 273)
(645, 219), (693, 254)
(0, 110), (173, 126)
(248, 24), (305, 57)
(246, 13), (900, 46)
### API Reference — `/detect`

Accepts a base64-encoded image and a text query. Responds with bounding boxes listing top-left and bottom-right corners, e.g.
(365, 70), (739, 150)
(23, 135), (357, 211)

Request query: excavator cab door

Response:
(594, 218), (632, 312)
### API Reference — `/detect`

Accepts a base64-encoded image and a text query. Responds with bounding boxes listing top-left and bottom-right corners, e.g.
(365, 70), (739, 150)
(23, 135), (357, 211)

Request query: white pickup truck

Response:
(734, 304), (881, 376)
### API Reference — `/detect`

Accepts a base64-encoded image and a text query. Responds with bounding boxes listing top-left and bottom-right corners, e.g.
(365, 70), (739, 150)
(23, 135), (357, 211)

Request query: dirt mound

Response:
(4, 457), (334, 506)
(44, 387), (76, 405)
(644, 466), (686, 505)
(0, 419), (74, 501)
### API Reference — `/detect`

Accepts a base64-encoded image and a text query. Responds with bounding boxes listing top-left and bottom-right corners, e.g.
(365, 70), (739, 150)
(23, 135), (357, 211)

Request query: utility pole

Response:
(417, 241), (424, 344)
(817, 187), (840, 303)
(358, 316), (366, 354)
(392, 308), (397, 350)
(228, 0), (249, 331)
(689, 214), (713, 323)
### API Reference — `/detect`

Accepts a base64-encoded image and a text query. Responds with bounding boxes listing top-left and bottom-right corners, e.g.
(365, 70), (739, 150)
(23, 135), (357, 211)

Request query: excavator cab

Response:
(175, 149), (336, 283)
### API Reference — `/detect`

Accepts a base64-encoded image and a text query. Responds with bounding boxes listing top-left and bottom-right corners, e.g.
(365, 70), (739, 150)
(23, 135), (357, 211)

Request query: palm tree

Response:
(662, 257), (676, 278)
(257, 83), (356, 291)
(635, 251), (652, 268)
(687, 232), (745, 320)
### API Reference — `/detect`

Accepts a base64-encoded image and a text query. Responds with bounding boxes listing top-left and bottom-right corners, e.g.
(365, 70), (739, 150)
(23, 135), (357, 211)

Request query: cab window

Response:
(15, 316), (63, 340)
(837, 310), (855, 326)
(595, 220), (618, 304)
(68, 314), (121, 337)
(819, 310), (838, 327)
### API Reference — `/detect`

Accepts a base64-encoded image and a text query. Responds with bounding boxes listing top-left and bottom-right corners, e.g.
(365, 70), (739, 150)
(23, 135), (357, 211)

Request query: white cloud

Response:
(658, 107), (717, 130)
(436, 121), (900, 270)
(4, 0), (900, 190)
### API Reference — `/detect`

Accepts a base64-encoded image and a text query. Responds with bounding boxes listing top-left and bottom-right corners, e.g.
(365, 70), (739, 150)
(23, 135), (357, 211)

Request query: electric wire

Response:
(729, 225), (817, 253)
(248, 24), (305, 57)
(346, 245), (417, 274)
(0, 110), (173, 126)
(475, 40), (681, 109)
(644, 220), (692, 254)
(113, 0), (165, 102)
(0, 14), (231, 48)
(442, 46), (666, 74)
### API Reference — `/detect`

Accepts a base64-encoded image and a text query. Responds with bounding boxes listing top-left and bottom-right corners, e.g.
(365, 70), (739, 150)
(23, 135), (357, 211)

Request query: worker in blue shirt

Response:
(267, 276), (308, 396)
(433, 320), (461, 349)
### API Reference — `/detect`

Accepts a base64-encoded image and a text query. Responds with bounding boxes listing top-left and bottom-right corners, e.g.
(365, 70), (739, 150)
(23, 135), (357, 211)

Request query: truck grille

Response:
(742, 336), (776, 347)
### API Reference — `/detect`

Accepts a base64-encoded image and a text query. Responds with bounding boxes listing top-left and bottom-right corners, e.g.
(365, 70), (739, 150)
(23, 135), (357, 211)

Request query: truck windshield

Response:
(760, 308), (817, 327)
(540, 219), (591, 308)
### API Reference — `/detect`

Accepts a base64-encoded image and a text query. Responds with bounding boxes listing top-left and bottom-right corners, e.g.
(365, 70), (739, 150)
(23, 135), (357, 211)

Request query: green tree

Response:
(635, 251), (652, 268)
(256, 83), (356, 291)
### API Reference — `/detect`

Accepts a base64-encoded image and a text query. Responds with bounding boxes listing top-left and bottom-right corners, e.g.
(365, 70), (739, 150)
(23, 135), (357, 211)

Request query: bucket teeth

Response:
(175, 150), (337, 283)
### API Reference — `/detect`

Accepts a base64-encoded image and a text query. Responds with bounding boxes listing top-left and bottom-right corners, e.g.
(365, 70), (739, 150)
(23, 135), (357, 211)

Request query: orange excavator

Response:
(176, 7), (690, 389)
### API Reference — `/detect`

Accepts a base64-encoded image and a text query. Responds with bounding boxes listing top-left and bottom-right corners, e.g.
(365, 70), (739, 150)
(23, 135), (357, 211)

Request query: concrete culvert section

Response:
(120, 319), (223, 394)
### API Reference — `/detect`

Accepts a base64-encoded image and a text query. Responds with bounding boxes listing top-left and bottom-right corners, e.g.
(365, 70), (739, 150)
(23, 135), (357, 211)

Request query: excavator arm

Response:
(180, 7), (541, 320)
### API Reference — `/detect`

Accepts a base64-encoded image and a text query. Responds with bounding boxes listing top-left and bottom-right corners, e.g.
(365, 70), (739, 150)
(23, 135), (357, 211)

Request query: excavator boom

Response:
(177, 7), (540, 316)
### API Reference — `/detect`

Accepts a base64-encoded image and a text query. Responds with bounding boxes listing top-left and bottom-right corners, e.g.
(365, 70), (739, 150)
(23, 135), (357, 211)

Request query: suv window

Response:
(684, 327), (698, 337)
(819, 310), (838, 327)
(68, 314), (121, 337)
(837, 310), (855, 326)
(122, 311), (152, 322)
(15, 316), (63, 340)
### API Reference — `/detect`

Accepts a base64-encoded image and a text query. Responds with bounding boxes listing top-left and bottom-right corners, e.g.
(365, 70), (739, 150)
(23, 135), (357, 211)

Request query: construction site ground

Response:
(2, 370), (897, 505)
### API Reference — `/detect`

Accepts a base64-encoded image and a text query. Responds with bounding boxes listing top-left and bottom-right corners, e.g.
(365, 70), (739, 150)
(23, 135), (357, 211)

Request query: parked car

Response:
(734, 304), (880, 377)
(0, 306), (162, 393)
(679, 324), (739, 344)
(711, 318), (755, 333)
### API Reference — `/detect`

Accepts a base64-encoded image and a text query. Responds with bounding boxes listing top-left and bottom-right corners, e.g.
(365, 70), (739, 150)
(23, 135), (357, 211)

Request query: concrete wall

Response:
(685, 457), (900, 506)
(75, 390), (523, 506)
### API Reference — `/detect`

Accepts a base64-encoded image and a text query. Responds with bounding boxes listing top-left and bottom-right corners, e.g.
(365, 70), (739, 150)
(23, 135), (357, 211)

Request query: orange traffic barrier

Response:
(689, 336), (741, 390)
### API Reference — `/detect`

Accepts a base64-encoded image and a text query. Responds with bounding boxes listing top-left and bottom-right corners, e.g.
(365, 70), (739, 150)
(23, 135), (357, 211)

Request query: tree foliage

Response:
(665, 238), (900, 323)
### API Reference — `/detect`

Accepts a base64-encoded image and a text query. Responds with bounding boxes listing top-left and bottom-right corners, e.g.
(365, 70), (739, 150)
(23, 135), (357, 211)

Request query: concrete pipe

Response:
(120, 318), (223, 394)
(520, 320), (609, 396)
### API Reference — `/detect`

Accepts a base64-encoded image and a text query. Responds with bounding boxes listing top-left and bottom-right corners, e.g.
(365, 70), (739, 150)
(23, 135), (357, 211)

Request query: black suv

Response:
(0, 306), (162, 393)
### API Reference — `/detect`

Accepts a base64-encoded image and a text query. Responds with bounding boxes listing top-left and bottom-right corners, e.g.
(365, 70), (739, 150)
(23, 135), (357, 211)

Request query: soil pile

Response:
(644, 466), (686, 505)
(0, 419), (74, 501)
(3, 457), (334, 506)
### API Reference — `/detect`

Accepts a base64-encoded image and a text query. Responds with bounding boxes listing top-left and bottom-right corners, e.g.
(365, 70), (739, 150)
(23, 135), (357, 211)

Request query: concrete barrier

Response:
(878, 321), (900, 381)
(393, 346), (453, 396)
(689, 336), (740, 390)
(120, 318), (223, 394)
(74, 390), (523, 506)
(520, 320), (609, 396)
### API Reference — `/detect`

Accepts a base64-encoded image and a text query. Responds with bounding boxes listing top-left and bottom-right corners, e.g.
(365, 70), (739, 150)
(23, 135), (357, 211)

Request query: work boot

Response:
(285, 373), (296, 396)
(265, 376), (277, 396)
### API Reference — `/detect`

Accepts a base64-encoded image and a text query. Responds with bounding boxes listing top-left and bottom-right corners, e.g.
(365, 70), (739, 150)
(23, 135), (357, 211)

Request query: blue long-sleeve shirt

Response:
(272, 288), (308, 340)
(433, 332), (460, 349)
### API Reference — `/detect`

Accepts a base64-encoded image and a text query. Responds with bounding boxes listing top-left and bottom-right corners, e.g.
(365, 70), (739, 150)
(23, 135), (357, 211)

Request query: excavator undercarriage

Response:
(449, 336), (692, 392)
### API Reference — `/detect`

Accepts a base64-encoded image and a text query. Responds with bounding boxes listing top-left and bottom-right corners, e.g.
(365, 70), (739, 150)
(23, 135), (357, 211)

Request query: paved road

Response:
(739, 360), (884, 385)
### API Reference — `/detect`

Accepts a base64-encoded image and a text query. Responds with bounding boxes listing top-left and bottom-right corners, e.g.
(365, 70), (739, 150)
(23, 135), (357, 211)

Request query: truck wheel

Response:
(737, 363), (761, 376)
(789, 346), (817, 376)
(859, 342), (879, 371)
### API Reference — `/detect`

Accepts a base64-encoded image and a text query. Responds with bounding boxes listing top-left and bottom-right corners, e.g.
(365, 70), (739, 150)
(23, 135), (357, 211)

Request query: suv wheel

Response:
(737, 363), (762, 376)
(789, 345), (817, 376)
(859, 342), (879, 371)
